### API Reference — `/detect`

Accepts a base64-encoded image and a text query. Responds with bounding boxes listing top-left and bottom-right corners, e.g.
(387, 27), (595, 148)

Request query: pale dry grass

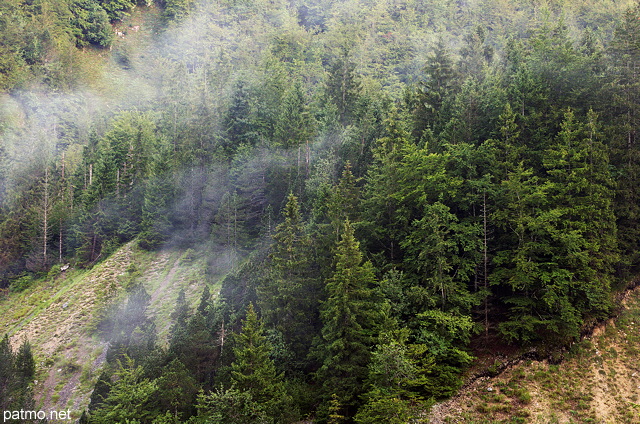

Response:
(428, 287), (640, 424)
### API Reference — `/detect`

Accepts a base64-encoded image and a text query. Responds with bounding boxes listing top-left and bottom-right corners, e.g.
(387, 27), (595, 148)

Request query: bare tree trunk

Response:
(42, 168), (49, 268)
(59, 218), (63, 264)
(219, 321), (225, 355)
(306, 140), (310, 177)
(91, 233), (97, 262)
(483, 190), (489, 338)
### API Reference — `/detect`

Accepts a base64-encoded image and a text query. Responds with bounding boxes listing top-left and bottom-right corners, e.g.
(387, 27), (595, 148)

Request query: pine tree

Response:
(14, 339), (35, 385)
(326, 162), (361, 242)
(539, 109), (615, 337)
(410, 39), (459, 140)
(230, 304), (291, 422)
(0, 334), (15, 410)
(609, 3), (640, 275)
(258, 193), (319, 369)
(197, 285), (212, 317)
(167, 304), (220, 394)
(88, 357), (158, 424)
(139, 150), (174, 251)
(361, 113), (415, 264)
(326, 55), (361, 126)
(231, 304), (280, 398)
(169, 288), (189, 338)
(273, 81), (314, 149)
(318, 219), (381, 420)
(223, 80), (258, 153)
(491, 162), (550, 343)
(108, 284), (156, 363)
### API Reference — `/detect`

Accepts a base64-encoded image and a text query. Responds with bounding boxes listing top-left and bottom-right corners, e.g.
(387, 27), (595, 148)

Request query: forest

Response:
(1, 0), (640, 422)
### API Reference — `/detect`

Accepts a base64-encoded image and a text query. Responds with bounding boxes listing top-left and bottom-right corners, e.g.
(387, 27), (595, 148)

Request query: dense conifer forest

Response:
(2, 0), (640, 422)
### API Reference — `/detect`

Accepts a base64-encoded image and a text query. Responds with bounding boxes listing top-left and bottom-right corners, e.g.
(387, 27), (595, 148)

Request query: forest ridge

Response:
(1, 0), (640, 422)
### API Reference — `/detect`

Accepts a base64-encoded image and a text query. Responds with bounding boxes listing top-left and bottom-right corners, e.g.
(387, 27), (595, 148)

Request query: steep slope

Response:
(428, 287), (640, 423)
(0, 242), (214, 420)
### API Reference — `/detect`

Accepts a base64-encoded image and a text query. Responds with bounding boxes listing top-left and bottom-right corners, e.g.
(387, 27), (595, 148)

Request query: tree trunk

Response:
(42, 168), (49, 268)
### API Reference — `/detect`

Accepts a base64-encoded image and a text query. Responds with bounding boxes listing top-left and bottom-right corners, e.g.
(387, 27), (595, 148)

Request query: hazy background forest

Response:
(2, 0), (640, 422)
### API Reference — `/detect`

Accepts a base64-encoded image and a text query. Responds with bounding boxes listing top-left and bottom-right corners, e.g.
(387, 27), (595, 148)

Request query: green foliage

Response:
(354, 394), (415, 424)
(326, 55), (362, 126)
(491, 108), (616, 343)
(4, 1), (640, 422)
(99, 0), (136, 21)
(273, 81), (315, 148)
(192, 386), (269, 424)
(14, 340), (35, 384)
(230, 304), (294, 423)
(9, 274), (34, 293)
(103, 284), (157, 364)
(71, 0), (114, 47)
(409, 39), (459, 142)
(88, 357), (158, 424)
(231, 304), (279, 400)
(258, 193), (320, 370)
(364, 328), (435, 400)
(0, 336), (37, 419)
(139, 148), (175, 251)
(154, 359), (199, 418)
(163, 0), (195, 21)
(317, 220), (383, 420)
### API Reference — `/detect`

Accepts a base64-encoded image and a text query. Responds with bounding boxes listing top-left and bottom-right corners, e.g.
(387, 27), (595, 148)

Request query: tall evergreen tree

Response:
(317, 220), (382, 420)
(14, 339), (35, 385)
(409, 39), (458, 142)
(88, 357), (158, 424)
(230, 303), (292, 423)
(273, 81), (315, 149)
(361, 113), (414, 265)
(326, 55), (361, 126)
(258, 193), (319, 370)
(0, 334), (15, 411)
(609, 2), (640, 275)
(139, 150), (174, 250)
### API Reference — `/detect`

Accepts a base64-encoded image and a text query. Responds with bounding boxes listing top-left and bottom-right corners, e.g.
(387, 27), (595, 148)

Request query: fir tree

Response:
(230, 304), (292, 423)
(318, 220), (382, 420)
(14, 339), (35, 385)
(0, 334), (15, 410)
(258, 193), (319, 370)
(231, 304), (281, 402)
(197, 285), (212, 317)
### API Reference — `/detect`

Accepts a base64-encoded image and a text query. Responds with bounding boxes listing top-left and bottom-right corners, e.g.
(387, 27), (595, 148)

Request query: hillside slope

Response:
(1, 242), (213, 420)
(428, 287), (640, 424)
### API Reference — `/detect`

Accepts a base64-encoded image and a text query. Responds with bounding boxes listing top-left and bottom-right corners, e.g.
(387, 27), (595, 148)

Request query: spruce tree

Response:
(88, 357), (158, 424)
(139, 151), (174, 251)
(14, 339), (35, 385)
(0, 334), (15, 410)
(197, 285), (212, 317)
(410, 39), (459, 140)
(230, 304), (291, 423)
(318, 219), (381, 420)
(231, 304), (280, 400)
(609, 3), (640, 275)
(326, 55), (361, 126)
(361, 113), (415, 264)
(258, 193), (319, 370)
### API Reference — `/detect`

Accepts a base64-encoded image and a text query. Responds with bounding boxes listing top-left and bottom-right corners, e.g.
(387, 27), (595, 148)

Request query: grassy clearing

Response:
(0, 237), (224, 419)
